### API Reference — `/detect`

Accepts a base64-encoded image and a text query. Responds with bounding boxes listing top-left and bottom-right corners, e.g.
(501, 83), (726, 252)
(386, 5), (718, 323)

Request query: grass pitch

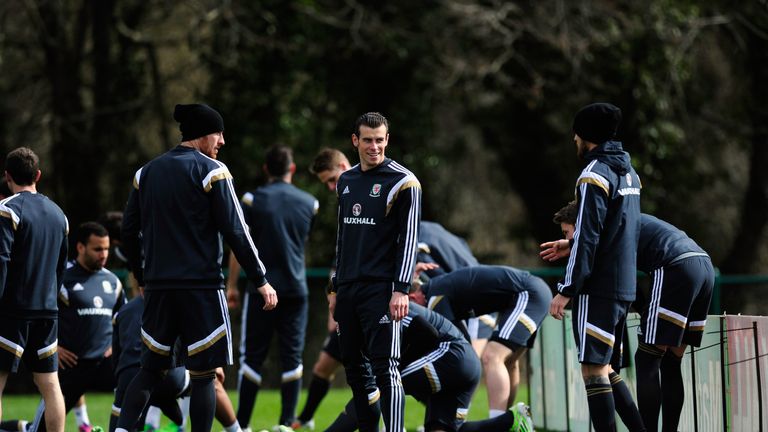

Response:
(2, 385), (524, 431)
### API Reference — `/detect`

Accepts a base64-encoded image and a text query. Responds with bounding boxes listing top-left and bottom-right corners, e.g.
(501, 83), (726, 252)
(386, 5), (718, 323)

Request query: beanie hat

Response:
(572, 103), (622, 144)
(173, 104), (224, 141)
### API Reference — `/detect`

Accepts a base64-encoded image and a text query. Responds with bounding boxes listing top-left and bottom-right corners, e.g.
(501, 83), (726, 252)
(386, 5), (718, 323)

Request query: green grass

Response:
(2, 385), (527, 431)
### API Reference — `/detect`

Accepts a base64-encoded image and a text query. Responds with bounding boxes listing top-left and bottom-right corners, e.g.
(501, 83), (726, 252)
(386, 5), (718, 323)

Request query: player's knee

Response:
(481, 343), (510, 367)
(313, 360), (336, 379)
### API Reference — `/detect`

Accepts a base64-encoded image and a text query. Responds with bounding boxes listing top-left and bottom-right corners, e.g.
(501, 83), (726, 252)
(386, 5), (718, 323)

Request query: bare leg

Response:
(214, 368), (239, 428)
(32, 372), (65, 432)
(481, 341), (514, 412)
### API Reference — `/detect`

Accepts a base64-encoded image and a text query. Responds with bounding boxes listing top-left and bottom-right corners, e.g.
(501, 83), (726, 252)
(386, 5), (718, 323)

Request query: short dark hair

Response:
(310, 148), (348, 174)
(77, 221), (109, 246)
(354, 112), (389, 137)
(265, 145), (293, 177)
(553, 201), (578, 225)
(5, 147), (39, 186)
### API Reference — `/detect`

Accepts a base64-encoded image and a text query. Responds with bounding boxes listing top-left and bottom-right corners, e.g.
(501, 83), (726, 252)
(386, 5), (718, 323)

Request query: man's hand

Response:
(549, 294), (571, 320)
(257, 282), (278, 310)
(58, 346), (78, 369)
(327, 293), (337, 318)
(103, 346), (112, 358)
(413, 262), (439, 278)
(390, 291), (409, 321)
(226, 285), (240, 309)
(540, 239), (571, 262)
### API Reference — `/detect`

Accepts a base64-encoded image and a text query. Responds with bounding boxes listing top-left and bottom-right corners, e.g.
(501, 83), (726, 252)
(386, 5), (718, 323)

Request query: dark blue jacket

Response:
(241, 181), (318, 297)
(637, 213), (708, 273)
(423, 265), (552, 320)
(557, 141), (641, 301)
(332, 159), (421, 294)
(0, 192), (68, 318)
(58, 263), (125, 360)
(122, 145), (267, 290)
(417, 221), (478, 278)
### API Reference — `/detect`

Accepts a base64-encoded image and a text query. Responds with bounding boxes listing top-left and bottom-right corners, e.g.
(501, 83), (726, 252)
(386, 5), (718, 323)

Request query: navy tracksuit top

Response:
(557, 141), (642, 301)
(0, 191), (69, 319)
(417, 221), (479, 278)
(422, 265), (543, 320)
(332, 158), (421, 294)
(122, 145), (268, 290)
(637, 213), (708, 273)
(58, 262), (125, 360)
(240, 180), (318, 298)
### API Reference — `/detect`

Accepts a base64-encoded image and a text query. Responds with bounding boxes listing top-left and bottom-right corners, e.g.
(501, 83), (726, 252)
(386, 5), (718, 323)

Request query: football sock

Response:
(635, 342), (666, 431)
(297, 374), (331, 422)
(609, 371), (646, 431)
(145, 406), (161, 429)
(179, 397), (190, 429)
(222, 421), (242, 432)
(74, 404), (90, 427)
(585, 375), (617, 432)
(236, 376), (260, 428)
(189, 371), (216, 432)
(280, 378), (302, 425)
(660, 351), (685, 432)
(116, 368), (163, 430)
(325, 399), (361, 432)
(489, 409), (506, 419)
(459, 412), (514, 432)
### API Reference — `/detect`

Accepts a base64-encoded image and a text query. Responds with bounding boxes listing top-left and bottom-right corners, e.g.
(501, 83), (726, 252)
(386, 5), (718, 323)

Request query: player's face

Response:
(200, 131), (225, 159)
(316, 167), (344, 192)
(352, 125), (388, 171)
(561, 222), (575, 240)
(79, 234), (110, 271)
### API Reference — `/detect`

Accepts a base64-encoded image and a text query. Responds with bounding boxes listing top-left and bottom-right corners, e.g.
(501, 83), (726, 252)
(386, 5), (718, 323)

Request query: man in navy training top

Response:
(17, 223), (124, 432)
(117, 103), (277, 432)
(409, 264), (551, 419)
(539, 102), (645, 432)
(226, 145), (318, 429)
(329, 112), (421, 432)
(553, 201), (714, 432)
(0, 147), (69, 432)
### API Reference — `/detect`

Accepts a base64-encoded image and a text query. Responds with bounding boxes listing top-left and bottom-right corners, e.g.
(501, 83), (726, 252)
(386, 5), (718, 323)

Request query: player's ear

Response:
(289, 163), (296, 174)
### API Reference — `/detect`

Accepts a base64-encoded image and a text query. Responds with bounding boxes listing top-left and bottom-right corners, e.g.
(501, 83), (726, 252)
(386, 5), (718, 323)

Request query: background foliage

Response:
(1, 0), (767, 312)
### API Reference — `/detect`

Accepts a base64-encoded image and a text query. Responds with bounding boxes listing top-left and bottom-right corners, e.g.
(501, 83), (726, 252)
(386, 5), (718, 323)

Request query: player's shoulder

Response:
(383, 159), (418, 180)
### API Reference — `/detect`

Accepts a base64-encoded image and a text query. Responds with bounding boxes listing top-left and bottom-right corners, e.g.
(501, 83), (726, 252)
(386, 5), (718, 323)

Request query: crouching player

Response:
(409, 265), (552, 419)
(326, 303), (532, 432)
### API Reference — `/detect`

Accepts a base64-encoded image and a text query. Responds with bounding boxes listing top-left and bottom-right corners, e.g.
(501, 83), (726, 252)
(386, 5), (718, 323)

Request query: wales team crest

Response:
(370, 183), (381, 197)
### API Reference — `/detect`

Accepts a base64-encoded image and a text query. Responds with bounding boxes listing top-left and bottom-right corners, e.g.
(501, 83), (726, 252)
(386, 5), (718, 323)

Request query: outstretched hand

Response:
(413, 262), (439, 278)
(540, 239), (571, 262)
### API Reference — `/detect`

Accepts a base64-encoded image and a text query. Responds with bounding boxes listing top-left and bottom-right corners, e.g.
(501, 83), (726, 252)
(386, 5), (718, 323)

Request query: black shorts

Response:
(572, 295), (630, 366)
(141, 289), (232, 372)
(0, 318), (58, 373)
(322, 330), (342, 362)
(239, 293), (307, 384)
(59, 358), (115, 408)
(491, 278), (552, 351)
(401, 341), (481, 432)
(639, 256), (715, 347)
